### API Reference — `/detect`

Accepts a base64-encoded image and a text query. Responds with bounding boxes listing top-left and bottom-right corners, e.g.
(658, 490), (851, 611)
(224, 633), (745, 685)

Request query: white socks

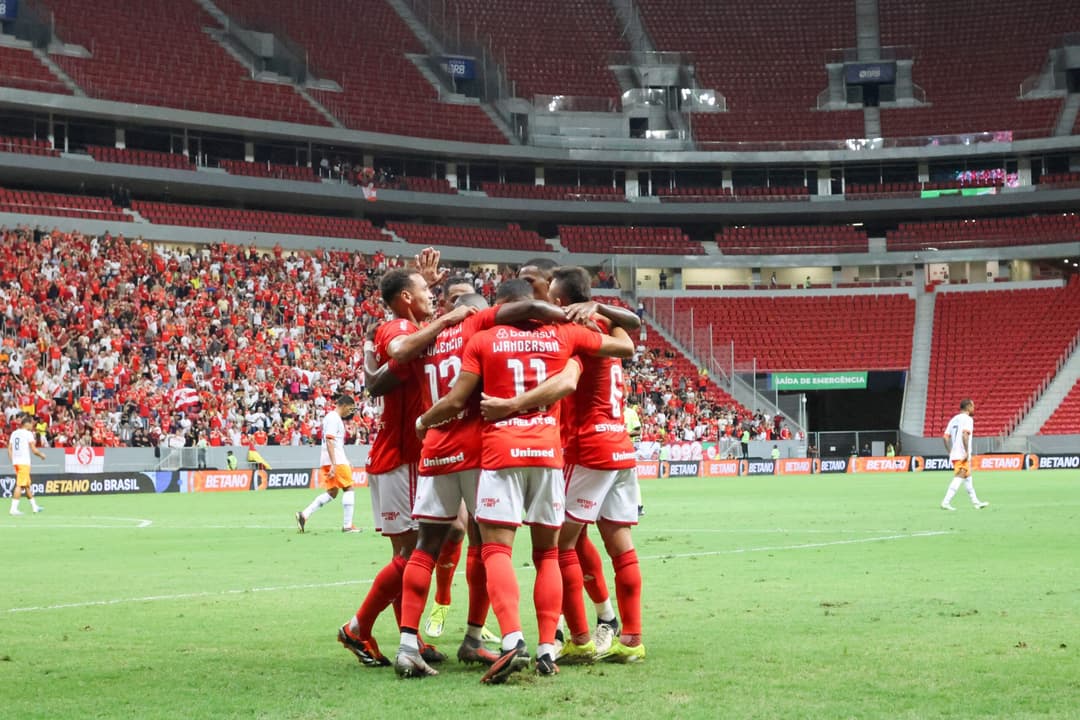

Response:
(465, 624), (484, 641)
(400, 631), (419, 650)
(537, 642), (555, 659)
(943, 477), (963, 505)
(596, 599), (616, 624)
(303, 492), (334, 519)
(341, 490), (355, 528)
(29, 498), (39, 511)
(963, 478), (981, 504)
(502, 630), (525, 652)
(9, 499), (17, 513)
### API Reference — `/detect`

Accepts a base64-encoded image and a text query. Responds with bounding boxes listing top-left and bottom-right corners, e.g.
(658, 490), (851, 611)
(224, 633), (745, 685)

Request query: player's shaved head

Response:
(455, 293), (490, 310)
(960, 399), (974, 412)
(495, 279), (533, 304)
(335, 393), (356, 407)
(550, 266), (592, 305)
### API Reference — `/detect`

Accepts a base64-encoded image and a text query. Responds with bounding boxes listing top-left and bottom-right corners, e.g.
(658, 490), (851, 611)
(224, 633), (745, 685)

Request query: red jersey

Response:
(416, 307), (498, 475)
(366, 318), (424, 474)
(462, 323), (602, 470)
(562, 321), (636, 470)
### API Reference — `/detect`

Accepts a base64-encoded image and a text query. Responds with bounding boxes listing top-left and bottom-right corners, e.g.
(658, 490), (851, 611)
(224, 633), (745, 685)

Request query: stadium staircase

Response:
(1003, 329), (1080, 446)
(1054, 94), (1080, 137)
(899, 289), (935, 436)
(30, 47), (85, 96)
(639, 303), (802, 433)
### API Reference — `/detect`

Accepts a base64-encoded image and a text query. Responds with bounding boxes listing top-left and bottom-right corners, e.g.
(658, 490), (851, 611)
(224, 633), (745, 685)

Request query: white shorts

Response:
(564, 465), (640, 526)
(368, 463), (418, 536)
(413, 470), (479, 522)
(475, 467), (565, 529)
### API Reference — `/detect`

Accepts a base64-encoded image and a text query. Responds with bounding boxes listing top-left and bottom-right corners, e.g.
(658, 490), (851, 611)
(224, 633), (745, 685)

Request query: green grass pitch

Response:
(2, 471), (1078, 719)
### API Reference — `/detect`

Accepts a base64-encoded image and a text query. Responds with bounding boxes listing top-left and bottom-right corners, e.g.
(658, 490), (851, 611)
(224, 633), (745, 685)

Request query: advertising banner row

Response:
(637, 453), (1080, 479)
(0, 468), (369, 498)
(4, 454), (1075, 497)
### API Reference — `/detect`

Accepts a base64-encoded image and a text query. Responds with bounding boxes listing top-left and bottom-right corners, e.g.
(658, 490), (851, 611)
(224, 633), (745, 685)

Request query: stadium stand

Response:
(41, 0), (329, 126)
(1039, 173), (1080, 190)
(845, 182), (921, 198)
(656, 186), (735, 202)
(887, 215), (1080, 251)
(655, 294), (915, 372)
(0, 187), (130, 222)
(636, 0), (865, 143)
(131, 200), (385, 241)
(219, 159), (319, 183)
(924, 280), (1080, 437)
(444, 0), (627, 100)
(716, 225), (869, 254)
(482, 182), (625, 201)
(0, 45), (71, 95)
(213, 0), (506, 143)
(877, 0), (1075, 138)
(0, 135), (60, 158)
(1040, 380), (1080, 435)
(87, 146), (194, 171)
(559, 225), (703, 255)
(394, 177), (458, 195)
(387, 221), (551, 252)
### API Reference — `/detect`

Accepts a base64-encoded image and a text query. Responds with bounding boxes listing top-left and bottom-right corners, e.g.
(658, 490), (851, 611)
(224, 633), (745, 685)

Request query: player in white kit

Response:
(9, 415), (46, 515)
(941, 399), (989, 511)
(296, 395), (361, 532)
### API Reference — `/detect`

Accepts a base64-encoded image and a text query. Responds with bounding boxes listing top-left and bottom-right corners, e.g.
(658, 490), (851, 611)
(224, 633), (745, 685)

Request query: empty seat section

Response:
(0, 45), (71, 94)
(924, 281), (1080, 437)
(877, 0), (1076, 138)
(87, 146), (194, 171)
(1040, 380), (1080, 435)
(482, 182), (625, 201)
(388, 222), (550, 252)
(887, 215), (1080, 251)
(44, 0), (328, 126)
(0, 187), (130, 222)
(214, 0), (505, 143)
(559, 225), (703, 255)
(0, 135), (60, 158)
(636, 0), (864, 143)
(219, 160), (319, 183)
(132, 200), (385, 241)
(653, 294), (915, 373)
(716, 225), (869, 254)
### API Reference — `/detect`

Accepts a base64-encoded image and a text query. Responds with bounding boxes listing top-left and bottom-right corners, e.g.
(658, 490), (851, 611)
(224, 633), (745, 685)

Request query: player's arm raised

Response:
(592, 326), (634, 358)
(416, 371), (480, 439)
(493, 298), (567, 325)
(564, 300), (641, 332)
(480, 360), (583, 421)
(386, 303), (476, 364)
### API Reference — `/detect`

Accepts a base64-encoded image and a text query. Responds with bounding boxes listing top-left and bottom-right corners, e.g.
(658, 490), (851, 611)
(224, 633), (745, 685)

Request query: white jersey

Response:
(945, 413), (974, 461)
(320, 410), (347, 467)
(9, 428), (35, 466)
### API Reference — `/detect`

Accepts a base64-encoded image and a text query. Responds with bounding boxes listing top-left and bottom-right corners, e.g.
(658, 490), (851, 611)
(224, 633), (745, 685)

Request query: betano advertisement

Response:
(185, 467), (370, 493)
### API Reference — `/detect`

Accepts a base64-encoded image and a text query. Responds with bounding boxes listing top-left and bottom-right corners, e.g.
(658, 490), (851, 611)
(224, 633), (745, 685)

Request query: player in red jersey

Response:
(394, 285), (569, 677)
(420, 275), (485, 643)
(484, 267), (646, 664)
(417, 278), (634, 683)
(517, 259), (632, 652)
(338, 252), (475, 668)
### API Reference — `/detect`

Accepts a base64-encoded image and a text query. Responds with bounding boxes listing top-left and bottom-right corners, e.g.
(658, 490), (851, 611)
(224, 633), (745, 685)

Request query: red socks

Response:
(481, 543), (520, 638)
(576, 532), (609, 603)
(612, 549), (642, 636)
(466, 544), (490, 628)
(434, 535), (463, 606)
(558, 549), (590, 640)
(353, 554), (407, 639)
(532, 548), (562, 646)
(399, 549), (436, 633)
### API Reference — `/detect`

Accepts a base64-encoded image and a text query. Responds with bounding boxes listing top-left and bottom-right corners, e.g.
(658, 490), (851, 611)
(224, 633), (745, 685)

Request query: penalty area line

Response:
(4, 530), (952, 614)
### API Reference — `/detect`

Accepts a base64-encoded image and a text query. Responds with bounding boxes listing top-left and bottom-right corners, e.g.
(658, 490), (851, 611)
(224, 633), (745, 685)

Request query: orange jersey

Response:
(562, 320), (636, 469)
(462, 322), (602, 470)
(366, 318), (424, 474)
(416, 307), (498, 475)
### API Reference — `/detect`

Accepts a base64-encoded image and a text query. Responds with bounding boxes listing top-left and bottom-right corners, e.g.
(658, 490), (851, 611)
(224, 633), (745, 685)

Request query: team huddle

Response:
(299, 250), (645, 683)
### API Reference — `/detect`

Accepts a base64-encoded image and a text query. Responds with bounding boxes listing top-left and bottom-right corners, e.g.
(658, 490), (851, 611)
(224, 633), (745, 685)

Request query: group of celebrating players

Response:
(297, 250), (645, 683)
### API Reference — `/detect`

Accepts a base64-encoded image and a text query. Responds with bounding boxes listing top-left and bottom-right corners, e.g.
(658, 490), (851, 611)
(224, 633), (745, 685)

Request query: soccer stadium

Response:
(1, 0), (1079, 716)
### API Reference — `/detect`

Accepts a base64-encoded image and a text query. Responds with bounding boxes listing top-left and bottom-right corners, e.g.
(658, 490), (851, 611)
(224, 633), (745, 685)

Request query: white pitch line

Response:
(0, 516), (153, 529)
(3, 530), (952, 614)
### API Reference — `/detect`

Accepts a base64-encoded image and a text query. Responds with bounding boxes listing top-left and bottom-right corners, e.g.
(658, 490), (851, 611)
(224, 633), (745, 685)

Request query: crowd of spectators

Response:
(0, 224), (789, 453)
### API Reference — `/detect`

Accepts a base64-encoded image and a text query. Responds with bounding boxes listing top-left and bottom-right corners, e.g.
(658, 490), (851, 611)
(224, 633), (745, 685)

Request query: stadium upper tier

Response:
(924, 280), (1080, 437)
(3, 0), (1076, 146)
